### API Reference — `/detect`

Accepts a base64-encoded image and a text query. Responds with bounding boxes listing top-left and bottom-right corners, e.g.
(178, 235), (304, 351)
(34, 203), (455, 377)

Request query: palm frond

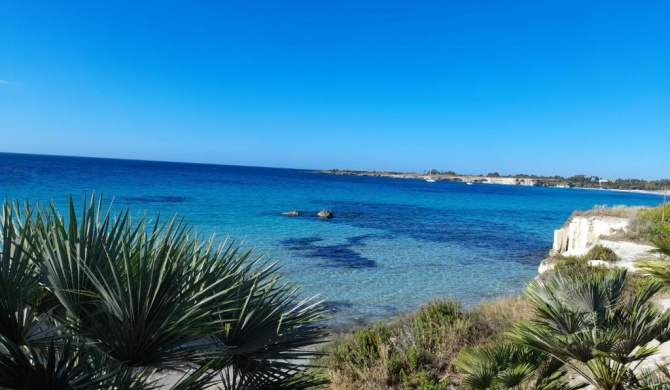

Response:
(0, 201), (60, 348)
(455, 342), (578, 390)
(3, 196), (328, 388)
(0, 335), (126, 389)
(209, 270), (328, 388)
(512, 268), (668, 389)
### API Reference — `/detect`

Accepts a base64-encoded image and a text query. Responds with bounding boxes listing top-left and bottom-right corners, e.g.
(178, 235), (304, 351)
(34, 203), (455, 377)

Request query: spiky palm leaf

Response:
(2, 196), (327, 388)
(651, 225), (670, 257)
(0, 335), (131, 389)
(511, 269), (670, 389)
(30, 197), (242, 368)
(635, 364), (670, 390)
(455, 342), (584, 390)
(207, 264), (328, 389)
(640, 224), (670, 286)
(0, 201), (57, 348)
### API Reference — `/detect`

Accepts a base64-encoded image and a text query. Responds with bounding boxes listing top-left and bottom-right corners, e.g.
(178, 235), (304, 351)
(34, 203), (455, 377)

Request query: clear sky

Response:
(1, 1), (668, 179)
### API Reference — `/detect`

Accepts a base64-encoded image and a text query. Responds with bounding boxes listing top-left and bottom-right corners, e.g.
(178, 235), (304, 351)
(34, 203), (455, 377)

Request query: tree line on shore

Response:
(325, 169), (669, 190)
(435, 170), (670, 190)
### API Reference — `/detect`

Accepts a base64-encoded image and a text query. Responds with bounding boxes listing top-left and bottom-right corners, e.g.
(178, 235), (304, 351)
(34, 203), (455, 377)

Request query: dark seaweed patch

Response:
(308, 200), (553, 267)
(280, 237), (324, 250)
(281, 235), (375, 268)
(304, 245), (375, 268)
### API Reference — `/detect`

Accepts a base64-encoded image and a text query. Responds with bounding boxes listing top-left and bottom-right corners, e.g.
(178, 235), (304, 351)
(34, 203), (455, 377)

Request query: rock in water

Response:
(282, 210), (300, 217)
(318, 209), (334, 219)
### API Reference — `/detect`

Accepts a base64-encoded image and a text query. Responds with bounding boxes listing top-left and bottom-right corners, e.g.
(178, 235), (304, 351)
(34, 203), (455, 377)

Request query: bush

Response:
(511, 269), (669, 389)
(321, 297), (534, 389)
(641, 202), (670, 223)
(615, 204), (670, 242)
(584, 244), (619, 262)
(467, 297), (533, 343)
(550, 254), (590, 278)
(401, 370), (447, 390)
(327, 324), (394, 373)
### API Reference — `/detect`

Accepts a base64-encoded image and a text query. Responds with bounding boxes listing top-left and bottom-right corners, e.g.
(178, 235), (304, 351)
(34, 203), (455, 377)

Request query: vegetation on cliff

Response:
(641, 225), (670, 289)
(320, 298), (532, 389)
(562, 203), (670, 244)
(321, 268), (670, 389)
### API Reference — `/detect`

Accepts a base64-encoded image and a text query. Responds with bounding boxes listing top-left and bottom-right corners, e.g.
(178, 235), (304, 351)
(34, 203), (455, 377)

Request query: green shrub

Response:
(622, 204), (670, 242)
(640, 203), (670, 223)
(584, 244), (619, 262)
(551, 255), (589, 277)
(405, 345), (430, 372)
(387, 356), (404, 379)
(321, 297), (534, 389)
(511, 269), (668, 389)
(328, 324), (394, 372)
(413, 300), (471, 351)
(415, 300), (460, 324)
(401, 370), (447, 390)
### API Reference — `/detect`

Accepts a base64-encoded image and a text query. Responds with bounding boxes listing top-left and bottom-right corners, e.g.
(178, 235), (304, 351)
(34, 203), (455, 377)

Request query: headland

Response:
(320, 169), (670, 194)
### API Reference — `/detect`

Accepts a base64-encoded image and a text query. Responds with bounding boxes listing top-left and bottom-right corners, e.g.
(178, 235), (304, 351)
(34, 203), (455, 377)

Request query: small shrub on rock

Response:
(584, 244), (619, 262)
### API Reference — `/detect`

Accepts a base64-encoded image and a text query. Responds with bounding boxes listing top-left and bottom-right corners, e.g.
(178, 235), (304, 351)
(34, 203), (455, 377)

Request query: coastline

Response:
(5, 154), (666, 327)
(610, 188), (667, 197)
(318, 169), (669, 195)
(576, 186), (667, 197)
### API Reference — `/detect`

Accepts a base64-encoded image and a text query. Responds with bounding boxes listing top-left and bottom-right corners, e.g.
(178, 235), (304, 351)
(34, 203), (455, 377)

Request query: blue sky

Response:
(1, 1), (668, 179)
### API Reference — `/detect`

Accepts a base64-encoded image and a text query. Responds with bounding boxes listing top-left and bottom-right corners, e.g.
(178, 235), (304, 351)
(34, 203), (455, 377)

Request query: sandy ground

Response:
(563, 239), (662, 271)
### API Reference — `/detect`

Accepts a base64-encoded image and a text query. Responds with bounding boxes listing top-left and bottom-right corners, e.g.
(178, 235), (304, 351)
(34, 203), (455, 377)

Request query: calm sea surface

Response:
(1, 153), (664, 327)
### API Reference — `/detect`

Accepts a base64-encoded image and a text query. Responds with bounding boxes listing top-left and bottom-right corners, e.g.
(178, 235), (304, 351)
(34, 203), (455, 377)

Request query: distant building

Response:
(599, 179), (610, 184)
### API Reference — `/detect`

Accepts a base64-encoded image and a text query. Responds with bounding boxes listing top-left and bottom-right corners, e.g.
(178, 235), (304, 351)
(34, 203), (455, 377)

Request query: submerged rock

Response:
(282, 210), (300, 217)
(318, 209), (334, 219)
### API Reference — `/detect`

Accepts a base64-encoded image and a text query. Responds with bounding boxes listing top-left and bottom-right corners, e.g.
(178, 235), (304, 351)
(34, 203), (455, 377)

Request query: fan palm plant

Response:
(0, 201), (126, 388)
(640, 225), (670, 286)
(0, 196), (327, 389)
(510, 269), (670, 390)
(455, 342), (584, 390)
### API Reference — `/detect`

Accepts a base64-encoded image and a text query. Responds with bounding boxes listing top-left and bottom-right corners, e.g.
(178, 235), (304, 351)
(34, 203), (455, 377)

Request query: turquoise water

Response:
(1, 153), (664, 327)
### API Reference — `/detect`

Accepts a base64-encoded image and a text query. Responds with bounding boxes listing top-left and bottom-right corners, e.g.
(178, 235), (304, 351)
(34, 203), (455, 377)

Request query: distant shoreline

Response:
(603, 188), (666, 197)
(317, 169), (669, 196)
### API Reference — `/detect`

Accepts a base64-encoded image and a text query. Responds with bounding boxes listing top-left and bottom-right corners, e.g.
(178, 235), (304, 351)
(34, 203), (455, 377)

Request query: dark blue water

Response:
(1, 153), (663, 326)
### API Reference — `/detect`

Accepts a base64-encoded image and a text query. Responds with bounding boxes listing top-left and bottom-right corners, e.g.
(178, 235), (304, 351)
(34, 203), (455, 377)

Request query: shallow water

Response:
(1, 152), (663, 326)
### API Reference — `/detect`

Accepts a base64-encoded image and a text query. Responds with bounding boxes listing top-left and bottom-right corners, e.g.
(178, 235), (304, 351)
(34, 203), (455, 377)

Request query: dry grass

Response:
(467, 297), (533, 341)
(572, 205), (647, 218)
(562, 204), (670, 243)
(319, 297), (533, 390)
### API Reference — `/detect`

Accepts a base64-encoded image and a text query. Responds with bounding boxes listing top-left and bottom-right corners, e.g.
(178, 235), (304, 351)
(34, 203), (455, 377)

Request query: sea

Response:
(1, 152), (664, 327)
